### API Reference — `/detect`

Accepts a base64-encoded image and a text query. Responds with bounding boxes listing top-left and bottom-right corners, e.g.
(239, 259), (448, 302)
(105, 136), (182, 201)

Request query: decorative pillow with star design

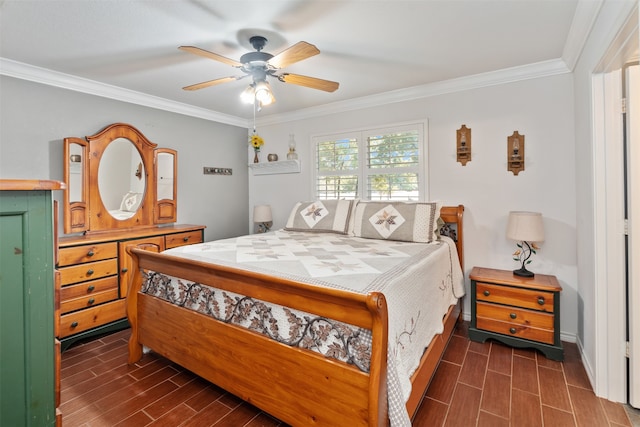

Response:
(119, 192), (142, 212)
(352, 201), (442, 242)
(284, 199), (354, 234)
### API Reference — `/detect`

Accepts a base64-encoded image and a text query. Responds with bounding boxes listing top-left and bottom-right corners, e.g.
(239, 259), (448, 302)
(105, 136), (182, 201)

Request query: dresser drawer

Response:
(476, 301), (554, 329)
(58, 259), (118, 286)
(476, 282), (554, 312)
(60, 289), (120, 314)
(59, 276), (118, 301)
(165, 230), (203, 249)
(58, 242), (117, 266)
(476, 317), (555, 345)
(59, 299), (127, 338)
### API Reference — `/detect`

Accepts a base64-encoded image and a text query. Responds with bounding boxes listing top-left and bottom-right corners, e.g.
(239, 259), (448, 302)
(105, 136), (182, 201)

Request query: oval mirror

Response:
(98, 137), (145, 220)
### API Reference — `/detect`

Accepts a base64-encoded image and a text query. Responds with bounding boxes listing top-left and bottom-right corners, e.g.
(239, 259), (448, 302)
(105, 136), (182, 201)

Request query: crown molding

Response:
(562, 0), (604, 71)
(0, 58), (248, 128)
(256, 58), (571, 126)
(2, 56), (570, 130)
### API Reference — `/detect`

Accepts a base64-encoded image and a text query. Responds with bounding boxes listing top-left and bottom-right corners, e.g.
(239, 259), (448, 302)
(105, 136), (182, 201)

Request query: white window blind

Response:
(314, 123), (426, 201)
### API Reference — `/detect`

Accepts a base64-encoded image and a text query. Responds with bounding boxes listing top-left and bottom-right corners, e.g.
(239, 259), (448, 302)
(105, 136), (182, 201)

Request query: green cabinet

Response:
(1, 180), (63, 426)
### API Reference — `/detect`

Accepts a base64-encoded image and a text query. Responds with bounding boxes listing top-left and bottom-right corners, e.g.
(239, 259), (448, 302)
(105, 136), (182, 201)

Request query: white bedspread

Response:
(162, 230), (464, 426)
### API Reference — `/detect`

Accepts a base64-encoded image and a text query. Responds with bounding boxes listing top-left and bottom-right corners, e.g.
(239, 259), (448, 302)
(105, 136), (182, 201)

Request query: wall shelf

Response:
(249, 159), (300, 175)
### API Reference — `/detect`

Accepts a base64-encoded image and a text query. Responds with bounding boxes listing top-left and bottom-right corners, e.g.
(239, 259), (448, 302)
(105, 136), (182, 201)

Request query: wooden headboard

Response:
(440, 205), (464, 270)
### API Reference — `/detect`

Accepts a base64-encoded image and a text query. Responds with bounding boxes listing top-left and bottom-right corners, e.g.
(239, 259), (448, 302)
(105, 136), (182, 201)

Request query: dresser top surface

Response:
(59, 224), (205, 247)
(0, 179), (65, 191)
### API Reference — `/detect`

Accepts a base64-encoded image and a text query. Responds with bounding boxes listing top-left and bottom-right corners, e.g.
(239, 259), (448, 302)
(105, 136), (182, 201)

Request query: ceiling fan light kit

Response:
(179, 35), (339, 107)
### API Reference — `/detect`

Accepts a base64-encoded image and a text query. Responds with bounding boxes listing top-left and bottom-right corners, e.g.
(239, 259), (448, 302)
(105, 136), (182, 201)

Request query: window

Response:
(314, 123), (426, 201)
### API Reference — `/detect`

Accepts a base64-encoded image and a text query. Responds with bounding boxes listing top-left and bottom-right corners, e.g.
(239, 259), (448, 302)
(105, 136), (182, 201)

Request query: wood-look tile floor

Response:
(61, 322), (634, 426)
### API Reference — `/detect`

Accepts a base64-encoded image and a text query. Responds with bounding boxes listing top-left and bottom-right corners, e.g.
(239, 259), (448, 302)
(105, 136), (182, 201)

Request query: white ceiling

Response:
(0, 0), (598, 126)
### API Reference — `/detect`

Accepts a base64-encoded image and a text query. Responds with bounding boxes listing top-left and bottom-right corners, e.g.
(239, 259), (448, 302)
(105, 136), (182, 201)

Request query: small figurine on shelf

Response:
(250, 132), (264, 163)
(287, 133), (298, 160)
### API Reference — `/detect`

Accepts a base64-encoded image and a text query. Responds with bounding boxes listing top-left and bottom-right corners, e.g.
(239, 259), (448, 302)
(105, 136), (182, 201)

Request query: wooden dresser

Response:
(1, 179), (64, 426)
(57, 224), (204, 350)
(468, 266), (564, 361)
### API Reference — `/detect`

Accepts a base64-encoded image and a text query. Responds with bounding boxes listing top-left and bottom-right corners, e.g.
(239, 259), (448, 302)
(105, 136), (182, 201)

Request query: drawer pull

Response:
(88, 298), (95, 305)
(86, 269), (94, 276)
(510, 313), (517, 319)
(121, 268), (128, 273)
(483, 290), (490, 297)
(71, 321), (78, 328)
(183, 236), (189, 242)
(509, 327), (517, 334)
(537, 297), (545, 305)
(87, 250), (95, 257)
(87, 285), (95, 292)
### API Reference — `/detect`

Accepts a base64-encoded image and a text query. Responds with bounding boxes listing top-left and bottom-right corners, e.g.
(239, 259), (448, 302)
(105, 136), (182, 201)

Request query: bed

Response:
(126, 201), (465, 426)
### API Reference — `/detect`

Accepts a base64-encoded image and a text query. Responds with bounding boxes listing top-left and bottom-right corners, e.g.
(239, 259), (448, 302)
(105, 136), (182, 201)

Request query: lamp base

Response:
(513, 267), (534, 278)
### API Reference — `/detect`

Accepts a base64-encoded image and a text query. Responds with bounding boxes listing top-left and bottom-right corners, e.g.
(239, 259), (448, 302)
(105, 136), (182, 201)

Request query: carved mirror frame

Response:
(63, 123), (178, 234)
(154, 148), (177, 224)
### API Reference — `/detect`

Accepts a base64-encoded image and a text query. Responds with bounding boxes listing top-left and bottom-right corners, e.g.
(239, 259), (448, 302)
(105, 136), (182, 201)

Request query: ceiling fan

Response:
(179, 36), (339, 105)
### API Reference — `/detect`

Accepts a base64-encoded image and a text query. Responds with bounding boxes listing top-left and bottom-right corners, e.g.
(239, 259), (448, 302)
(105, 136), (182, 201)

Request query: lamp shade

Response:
(506, 211), (544, 242)
(253, 205), (272, 223)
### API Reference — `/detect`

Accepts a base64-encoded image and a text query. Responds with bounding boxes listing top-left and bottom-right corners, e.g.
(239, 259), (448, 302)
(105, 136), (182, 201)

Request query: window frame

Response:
(311, 120), (428, 201)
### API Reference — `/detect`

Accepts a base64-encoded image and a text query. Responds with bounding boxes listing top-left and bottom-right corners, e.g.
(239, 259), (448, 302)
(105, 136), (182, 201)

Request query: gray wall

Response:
(0, 76), (249, 241)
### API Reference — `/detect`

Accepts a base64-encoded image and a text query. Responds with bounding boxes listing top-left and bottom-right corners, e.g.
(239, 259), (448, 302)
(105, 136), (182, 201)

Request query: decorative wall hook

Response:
(456, 125), (471, 165)
(507, 131), (525, 175)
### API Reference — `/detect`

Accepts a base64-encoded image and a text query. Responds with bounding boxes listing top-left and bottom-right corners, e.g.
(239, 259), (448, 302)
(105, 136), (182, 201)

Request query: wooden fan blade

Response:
(279, 73), (339, 92)
(179, 46), (242, 67)
(182, 76), (239, 91)
(268, 41), (320, 69)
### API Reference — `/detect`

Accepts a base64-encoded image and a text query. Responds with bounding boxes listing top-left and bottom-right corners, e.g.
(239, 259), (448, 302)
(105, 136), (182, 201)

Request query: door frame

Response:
(626, 62), (639, 408)
(592, 5), (638, 403)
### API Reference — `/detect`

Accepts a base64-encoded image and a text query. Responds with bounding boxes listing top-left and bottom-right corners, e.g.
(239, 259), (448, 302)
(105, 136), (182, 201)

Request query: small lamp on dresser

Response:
(253, 204), (273, 233)
(506, 211), (544, 277)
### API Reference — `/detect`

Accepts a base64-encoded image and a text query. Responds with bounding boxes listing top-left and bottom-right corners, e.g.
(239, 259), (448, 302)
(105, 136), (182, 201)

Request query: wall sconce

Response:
(506, 211), (544, 277)
(135, 162), (143, 180)
(456, 125), (471, 165)
(287, 134), (298, 160)
(253, 204), (273, 233)
(69, 154), (81, 163)
(507, 131), (525, 175)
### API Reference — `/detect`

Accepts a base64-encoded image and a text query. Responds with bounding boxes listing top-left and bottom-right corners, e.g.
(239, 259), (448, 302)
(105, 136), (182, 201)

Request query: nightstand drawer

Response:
(165, 230), (203, 249)
(476, 301), (553, 329)
(476, 282), (554, 312)
(476, 317), (555, 345)
(58, 242), (117, 266)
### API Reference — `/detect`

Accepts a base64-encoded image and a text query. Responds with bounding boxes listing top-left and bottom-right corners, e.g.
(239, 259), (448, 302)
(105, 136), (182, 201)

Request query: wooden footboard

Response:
(127, 249), (389, 426)
(126, 205), (464, 426)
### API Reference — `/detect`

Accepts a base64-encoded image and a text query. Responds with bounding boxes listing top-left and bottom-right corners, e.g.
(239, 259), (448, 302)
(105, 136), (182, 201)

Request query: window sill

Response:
(249, 160), (300, 175)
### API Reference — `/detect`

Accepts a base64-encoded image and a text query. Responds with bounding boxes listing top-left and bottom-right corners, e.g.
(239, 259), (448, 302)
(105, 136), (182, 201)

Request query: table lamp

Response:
(253, 205), (273, 233)
(506, 211), (544, 277)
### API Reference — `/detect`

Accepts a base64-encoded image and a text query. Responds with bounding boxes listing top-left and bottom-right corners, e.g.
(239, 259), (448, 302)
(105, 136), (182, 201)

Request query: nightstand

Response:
(468, 266), (564, 361)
